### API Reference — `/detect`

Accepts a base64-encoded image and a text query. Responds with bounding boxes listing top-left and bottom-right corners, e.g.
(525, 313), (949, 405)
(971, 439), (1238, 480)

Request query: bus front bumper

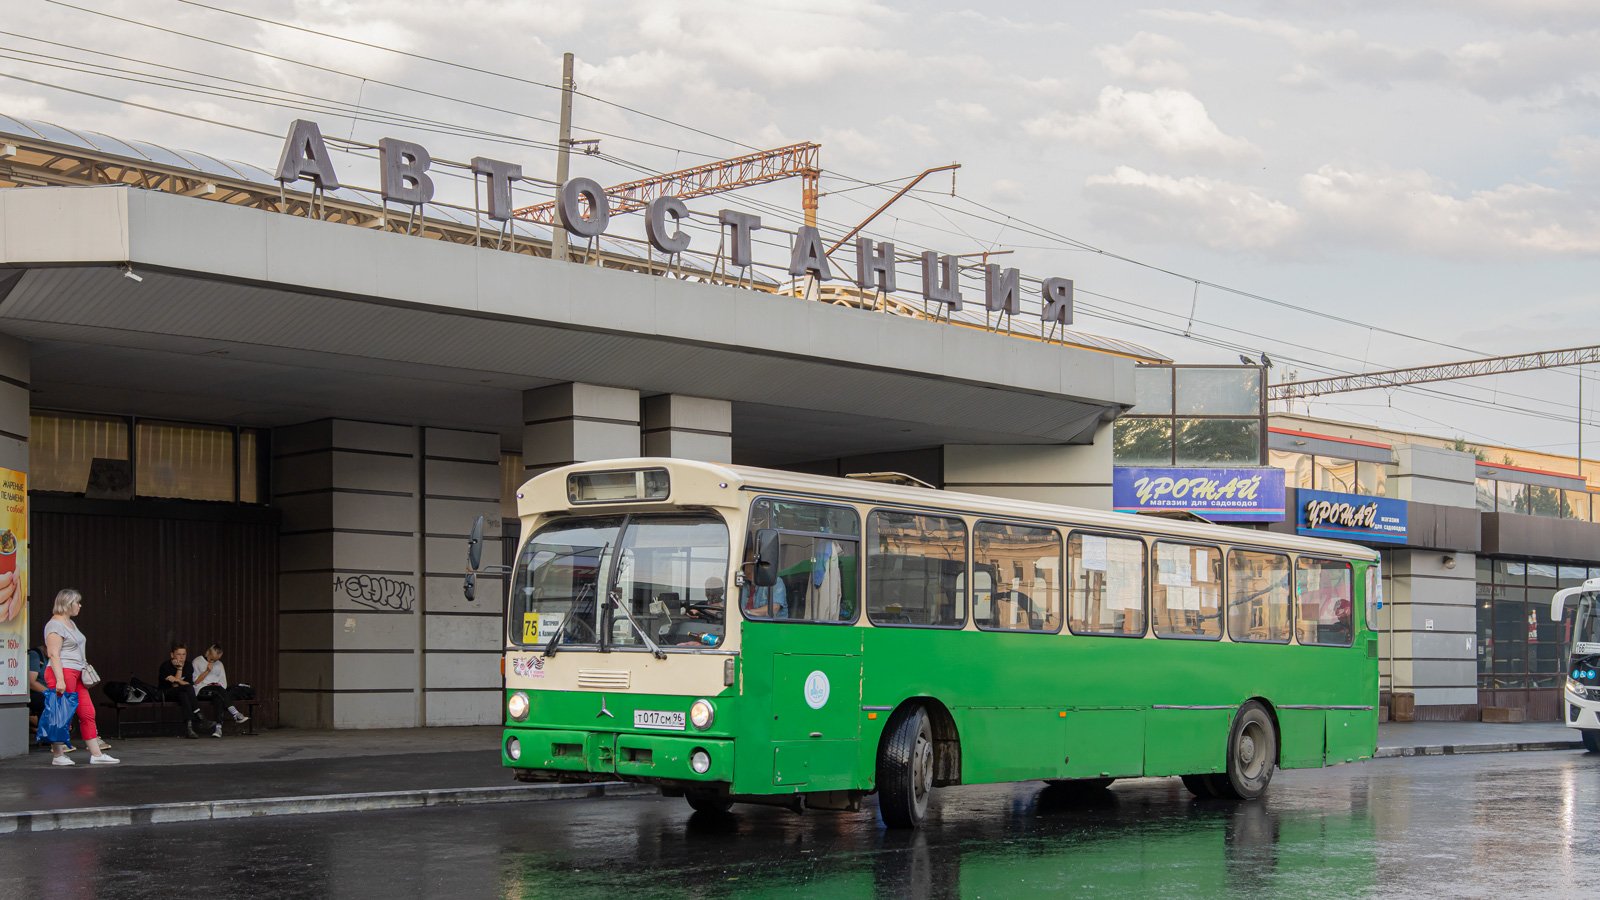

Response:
(502, 726), (734, 783)
(1566, 689), (1600, 730)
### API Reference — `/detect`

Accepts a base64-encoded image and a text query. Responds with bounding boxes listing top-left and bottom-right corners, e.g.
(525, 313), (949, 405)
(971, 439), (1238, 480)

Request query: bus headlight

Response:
(1569, 677), (1584, 697)
(689, 699), (715, 730)
(690, 749), (711, 774)
(507, 737), (522, 760)
(508, 691), (530, 721)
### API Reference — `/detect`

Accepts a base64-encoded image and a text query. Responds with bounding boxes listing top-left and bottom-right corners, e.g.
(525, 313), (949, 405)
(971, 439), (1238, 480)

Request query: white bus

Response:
(1552, 577), (1600, 752)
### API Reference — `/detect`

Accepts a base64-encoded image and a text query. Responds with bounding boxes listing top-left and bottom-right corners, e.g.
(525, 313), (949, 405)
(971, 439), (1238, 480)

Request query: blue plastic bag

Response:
(36, 690), (77, 744)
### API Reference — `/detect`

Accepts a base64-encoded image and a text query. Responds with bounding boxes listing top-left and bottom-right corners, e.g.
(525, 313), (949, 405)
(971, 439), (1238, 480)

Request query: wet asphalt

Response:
(2, 749), (1596, 900)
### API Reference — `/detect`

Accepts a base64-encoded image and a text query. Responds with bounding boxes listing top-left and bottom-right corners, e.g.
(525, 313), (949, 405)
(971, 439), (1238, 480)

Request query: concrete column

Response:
(943, 421), (1115, 510)
(1379, 550), (1478, 710)
(522, 383), (641, 479)
(421, 428), (503, 726)
(0, 335), (27, 758)
(274, 420), (420, 729)
(641, 395), (732, 463)
(1379, 443), (1479, 718)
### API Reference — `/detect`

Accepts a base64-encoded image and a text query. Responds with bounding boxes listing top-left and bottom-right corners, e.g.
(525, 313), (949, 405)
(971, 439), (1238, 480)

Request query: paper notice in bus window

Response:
(1081, 535), (1108, 571)
(1193, 549), (1209, 579)
(1158, 561), (1192, 588)
(538, 613), (564, 642)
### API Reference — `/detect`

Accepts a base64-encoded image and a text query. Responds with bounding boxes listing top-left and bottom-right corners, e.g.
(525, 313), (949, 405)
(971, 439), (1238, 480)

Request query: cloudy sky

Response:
(5, 0), (1600, 458)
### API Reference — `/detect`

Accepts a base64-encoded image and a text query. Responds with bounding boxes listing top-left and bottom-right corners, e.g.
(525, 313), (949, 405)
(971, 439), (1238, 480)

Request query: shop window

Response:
(1563, 490), (1592, 522)
(238, 429), (264, 504)
(1528, 586), (1561, 684)
(29, 413), (129, 493)
(1315, 457), (1357, 494)
(1175, 367), (1261, 416)
(1295, 558), (1353, 647)
(1475, 479), (1497, 513)
(1476, 591), (1493, 677)
(1130, 366), (1173, 415)
(866, 511), (965, 628)
(1526, 486), (1563, 518)
(1068, 533), (1145, 637)
(137, 421), (235, 502)
(1228, 550), (1291, 643)
(1152, 542), (1222, 639)
(1497, 481), (1527, 514)
(1491, 587), (1528, 690)
(1559, 565), (1590, 588)
(972, 522), (1061, 632)
(1174, 418), (1260, 466)
(1112, 418), (1174, 466)
(1269, 449), (1312, 489)
(1356, 461), (1388, 497)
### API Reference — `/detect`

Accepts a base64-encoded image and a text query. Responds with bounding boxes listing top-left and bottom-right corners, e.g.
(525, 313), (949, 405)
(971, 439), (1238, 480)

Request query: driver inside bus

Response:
(740, 550), (789, 619)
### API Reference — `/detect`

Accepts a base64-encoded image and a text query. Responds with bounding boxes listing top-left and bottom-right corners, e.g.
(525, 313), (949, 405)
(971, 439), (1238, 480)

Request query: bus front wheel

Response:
(1582, 730), (1600, 753)
(878, 705), (936, 828)
(685, 790), (732, 814)
(1216, 701), (1277, 800)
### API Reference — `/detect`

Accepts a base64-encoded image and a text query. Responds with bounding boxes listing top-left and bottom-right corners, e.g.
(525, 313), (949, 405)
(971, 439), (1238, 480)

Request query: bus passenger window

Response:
(974, 522), (1061, 632)
(1227, 550), (1291, 643)
(1152, 542), (1223, 639)
(867, 511), (967, 628)
(1068, 533), (1145, 636)
(1296, 558), (1354, 646)
(742, 498), (860, 623)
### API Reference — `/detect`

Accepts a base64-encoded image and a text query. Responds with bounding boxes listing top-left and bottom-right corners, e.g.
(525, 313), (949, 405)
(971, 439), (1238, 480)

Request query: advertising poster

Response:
(0, 468), (24, 697)
(1296, 487), (1408, 544)
(1112, 467), (1286, 522)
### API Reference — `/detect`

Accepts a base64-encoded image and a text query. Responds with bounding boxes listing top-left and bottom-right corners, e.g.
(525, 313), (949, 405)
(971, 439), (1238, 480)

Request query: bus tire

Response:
(1215, 701), (1276, 800)
(685, 791), (732, 814)
(1582, 730), (1600, 754)
(878, 705), (936, 829)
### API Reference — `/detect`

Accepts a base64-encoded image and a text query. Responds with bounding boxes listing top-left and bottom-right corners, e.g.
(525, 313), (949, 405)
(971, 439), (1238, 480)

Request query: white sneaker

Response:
(51, 755), (75, 766)
(212, 724), (223, 738)
(231, 711), (249, 724)
(89, 753), (119, 764)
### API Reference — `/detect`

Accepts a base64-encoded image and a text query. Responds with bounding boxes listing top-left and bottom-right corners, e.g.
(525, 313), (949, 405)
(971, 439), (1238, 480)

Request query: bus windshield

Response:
(1574, 595), (1600, 659)
(510, 514), (731, 650)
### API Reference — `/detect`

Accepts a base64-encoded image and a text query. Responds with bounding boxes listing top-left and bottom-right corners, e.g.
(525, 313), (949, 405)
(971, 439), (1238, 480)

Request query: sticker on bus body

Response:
(634, 709), (686, 730)
(511, 656), (545, 678)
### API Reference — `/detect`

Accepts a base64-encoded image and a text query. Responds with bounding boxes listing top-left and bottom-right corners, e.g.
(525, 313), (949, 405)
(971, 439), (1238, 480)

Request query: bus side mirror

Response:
(752, 529), (780, 587)
(463, 571), (477, 602)
(467, 515), (485, 572)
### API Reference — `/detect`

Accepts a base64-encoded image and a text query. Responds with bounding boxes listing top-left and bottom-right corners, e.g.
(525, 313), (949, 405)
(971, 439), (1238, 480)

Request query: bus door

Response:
(762, 532), (863, 791)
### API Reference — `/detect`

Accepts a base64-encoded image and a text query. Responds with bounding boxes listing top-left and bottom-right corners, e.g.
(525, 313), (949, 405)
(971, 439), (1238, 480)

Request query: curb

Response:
(0, 781), (658, 834)
(1374, 740), (1583, 759)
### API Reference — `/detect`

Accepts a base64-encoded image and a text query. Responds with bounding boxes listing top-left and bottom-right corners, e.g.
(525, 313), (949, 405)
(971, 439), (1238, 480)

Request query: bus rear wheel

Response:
(1215, 701), (1277, 800)
(878, 705), (936, 829)
(1582, 730), (1600, 753)
(1180, 774), (1218, 798)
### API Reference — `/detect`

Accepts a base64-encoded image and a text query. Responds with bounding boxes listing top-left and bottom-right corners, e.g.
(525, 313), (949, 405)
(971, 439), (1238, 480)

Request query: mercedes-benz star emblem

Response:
(597, 696), (614, 719)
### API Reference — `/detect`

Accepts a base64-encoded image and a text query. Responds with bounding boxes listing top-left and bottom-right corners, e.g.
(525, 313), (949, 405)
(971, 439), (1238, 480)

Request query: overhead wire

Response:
(16, 2), (1590, 448)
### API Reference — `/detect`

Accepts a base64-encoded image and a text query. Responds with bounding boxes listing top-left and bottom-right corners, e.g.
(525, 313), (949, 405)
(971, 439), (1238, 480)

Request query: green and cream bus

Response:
(476, 458), (1379, 827)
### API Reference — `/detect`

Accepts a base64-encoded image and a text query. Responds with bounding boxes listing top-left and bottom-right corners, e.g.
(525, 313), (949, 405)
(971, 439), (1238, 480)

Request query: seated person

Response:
(666, 579), (726, 646)
(191, 643), (250, 737)
(158, 642), (213, 739)
(740, 559), (788, 619)
(27, 643), (46, 738)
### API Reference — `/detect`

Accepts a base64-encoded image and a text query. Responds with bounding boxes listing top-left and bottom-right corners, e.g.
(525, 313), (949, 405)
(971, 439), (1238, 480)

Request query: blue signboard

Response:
(1112, 467), (1286, 522)
(1296, 488), (1408, 544)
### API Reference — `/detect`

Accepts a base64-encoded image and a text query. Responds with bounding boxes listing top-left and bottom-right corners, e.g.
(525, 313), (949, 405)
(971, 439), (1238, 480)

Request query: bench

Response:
(105, 698), (270, 740)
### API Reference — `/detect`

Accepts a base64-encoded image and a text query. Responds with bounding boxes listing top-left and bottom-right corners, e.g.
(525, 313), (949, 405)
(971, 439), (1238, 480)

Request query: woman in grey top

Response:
(43, 589), (117, 765)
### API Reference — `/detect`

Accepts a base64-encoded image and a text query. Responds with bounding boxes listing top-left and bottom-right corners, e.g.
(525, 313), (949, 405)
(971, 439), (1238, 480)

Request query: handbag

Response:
(36, 690), (78, 744)
(79, 664), (101, 687)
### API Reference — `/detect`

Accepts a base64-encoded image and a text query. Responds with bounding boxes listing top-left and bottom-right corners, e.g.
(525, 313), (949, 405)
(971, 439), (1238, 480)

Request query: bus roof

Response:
(521, 458), (1379, 562)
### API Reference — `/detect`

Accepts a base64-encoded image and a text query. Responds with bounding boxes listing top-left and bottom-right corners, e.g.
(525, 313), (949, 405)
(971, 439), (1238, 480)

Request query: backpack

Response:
(129, 676), (161, 702)
(102, 680), (136, 703)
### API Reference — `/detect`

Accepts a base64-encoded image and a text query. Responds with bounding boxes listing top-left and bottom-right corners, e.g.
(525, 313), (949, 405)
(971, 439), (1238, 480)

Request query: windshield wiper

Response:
(543, 541), (609, 658)
(609, 590), (667, 660)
